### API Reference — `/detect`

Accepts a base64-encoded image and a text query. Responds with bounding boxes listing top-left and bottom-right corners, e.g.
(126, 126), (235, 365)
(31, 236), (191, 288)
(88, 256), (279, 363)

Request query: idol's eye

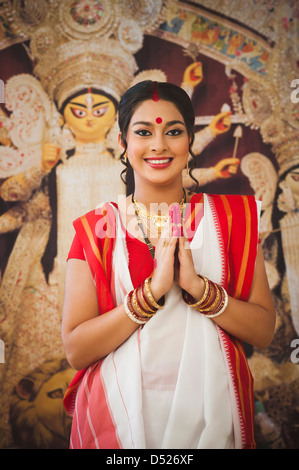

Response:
(93, 106), (108, 117)
(47, 388), (64, 399)
(71, 107), (87, 118)
(135, 129), (151, 137)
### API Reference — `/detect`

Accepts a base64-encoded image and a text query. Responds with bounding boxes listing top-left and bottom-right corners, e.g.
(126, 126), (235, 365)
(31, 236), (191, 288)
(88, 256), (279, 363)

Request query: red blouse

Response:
(67, 229), (155, 289)
(67, 194), (202, 288)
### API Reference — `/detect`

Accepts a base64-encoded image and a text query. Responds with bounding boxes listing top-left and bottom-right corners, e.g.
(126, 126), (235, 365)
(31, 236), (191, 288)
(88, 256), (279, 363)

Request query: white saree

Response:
(97, 194), (235, 449)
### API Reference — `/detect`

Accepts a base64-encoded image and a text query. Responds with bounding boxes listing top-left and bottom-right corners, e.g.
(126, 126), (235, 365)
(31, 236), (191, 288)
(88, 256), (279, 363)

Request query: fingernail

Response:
(173, 225), (182, 237)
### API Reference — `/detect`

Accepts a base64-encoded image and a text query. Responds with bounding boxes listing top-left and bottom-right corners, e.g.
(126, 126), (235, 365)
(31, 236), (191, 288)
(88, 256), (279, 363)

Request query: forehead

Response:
(66, 92), (114, 106)
(131, 99), (184, 122)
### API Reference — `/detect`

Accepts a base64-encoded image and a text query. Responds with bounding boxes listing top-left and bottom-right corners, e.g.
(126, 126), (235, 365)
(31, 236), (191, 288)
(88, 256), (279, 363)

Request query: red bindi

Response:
(156, 117), (162, 124)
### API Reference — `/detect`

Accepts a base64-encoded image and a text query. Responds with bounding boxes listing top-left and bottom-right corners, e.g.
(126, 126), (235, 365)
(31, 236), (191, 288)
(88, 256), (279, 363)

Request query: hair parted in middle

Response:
(118, 80), (199, 192)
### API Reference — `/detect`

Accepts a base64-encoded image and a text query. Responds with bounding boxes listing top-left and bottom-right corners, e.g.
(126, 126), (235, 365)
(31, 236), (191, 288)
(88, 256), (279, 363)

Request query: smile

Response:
(145, 157), (173, 168)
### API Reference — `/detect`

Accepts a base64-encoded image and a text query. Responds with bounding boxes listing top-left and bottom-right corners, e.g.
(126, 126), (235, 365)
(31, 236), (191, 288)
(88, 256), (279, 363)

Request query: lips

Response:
(145, 157), (173, 169)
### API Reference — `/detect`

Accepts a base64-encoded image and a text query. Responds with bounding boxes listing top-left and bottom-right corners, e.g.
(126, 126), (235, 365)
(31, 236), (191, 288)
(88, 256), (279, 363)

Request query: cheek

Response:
(65, 113), (85, 130)
(175, 139), (190, 156)
(126, 137), (145, 158)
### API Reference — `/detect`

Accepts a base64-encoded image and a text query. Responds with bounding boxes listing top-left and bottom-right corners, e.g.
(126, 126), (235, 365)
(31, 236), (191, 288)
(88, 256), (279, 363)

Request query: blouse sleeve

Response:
(67, 233), (85, 260)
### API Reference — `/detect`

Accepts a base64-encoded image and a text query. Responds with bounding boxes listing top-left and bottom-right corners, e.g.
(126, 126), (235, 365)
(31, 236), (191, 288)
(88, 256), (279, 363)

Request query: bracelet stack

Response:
(124, 277), (165, 325)
(182, 275), (228, 318)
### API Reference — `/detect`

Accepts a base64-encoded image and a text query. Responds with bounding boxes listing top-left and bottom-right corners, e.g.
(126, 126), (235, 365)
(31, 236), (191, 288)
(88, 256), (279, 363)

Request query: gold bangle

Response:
(143, 277), (165, 310)
(132, 288), (156, 318)
(182, 275), (210, 308)
(203, 287), (228, 318)
(139, 285), (157, 313)
(198, 283), (221, 313)
(124, 292), (148, 325)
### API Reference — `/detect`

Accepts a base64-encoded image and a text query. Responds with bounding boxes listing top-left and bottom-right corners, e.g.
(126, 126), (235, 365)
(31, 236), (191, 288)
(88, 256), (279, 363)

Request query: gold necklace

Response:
(132, 191), (186, 237)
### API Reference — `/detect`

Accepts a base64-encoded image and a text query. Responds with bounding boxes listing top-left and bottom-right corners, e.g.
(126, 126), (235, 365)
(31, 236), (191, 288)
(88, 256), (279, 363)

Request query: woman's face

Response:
(63, 91), (116, 144)
(123, 99), (190, 188)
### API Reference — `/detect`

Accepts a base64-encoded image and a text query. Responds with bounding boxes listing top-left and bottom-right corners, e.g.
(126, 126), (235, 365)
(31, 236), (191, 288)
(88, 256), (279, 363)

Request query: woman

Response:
(62, 81), (276, 449)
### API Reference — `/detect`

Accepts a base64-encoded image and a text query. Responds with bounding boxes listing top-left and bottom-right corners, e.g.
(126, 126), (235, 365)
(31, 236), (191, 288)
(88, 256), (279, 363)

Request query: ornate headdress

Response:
(33, 38), (138, 109)
(6, 0), (171, 107)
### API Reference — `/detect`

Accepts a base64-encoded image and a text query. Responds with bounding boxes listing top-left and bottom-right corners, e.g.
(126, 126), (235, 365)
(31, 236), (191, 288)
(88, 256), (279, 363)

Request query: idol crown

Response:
(5, 0), (170, 106)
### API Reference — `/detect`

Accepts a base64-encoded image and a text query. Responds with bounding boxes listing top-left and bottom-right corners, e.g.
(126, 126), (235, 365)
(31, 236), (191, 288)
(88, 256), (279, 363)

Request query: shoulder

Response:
(199, 193), (257, 214)
(73, 202), (119, 240)
(74, 202), (118, 225)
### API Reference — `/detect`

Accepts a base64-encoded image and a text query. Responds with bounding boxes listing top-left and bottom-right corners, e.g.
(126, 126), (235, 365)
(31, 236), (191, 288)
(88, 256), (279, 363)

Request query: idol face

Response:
(285, 168), (299, 197)
(124, 99), (190, 189)
(63, 92), (116, 144)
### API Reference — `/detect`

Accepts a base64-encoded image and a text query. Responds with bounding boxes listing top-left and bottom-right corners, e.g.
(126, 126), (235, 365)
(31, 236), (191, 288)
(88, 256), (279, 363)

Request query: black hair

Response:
(118, 80), (198, 191)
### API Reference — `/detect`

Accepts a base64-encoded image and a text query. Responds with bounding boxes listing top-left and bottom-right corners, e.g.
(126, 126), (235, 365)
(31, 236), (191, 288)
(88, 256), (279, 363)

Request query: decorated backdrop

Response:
(0, 0), (298, 449)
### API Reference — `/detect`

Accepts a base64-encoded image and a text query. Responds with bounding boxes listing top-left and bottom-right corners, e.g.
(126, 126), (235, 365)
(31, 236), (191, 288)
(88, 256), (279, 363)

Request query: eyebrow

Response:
(132, 119), (185, 127)
(69, 100), (109, 108)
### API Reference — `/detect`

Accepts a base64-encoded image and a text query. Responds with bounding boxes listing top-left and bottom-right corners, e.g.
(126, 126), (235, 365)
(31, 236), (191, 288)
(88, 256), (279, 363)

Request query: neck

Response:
(133, 179), (185, 214)
(75, 135), (106, 145)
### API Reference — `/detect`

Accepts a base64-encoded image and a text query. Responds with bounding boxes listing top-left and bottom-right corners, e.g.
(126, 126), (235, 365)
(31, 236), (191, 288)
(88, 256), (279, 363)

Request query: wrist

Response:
(150, 277), (165, 303)
(184, 275), (205, 302)
(143, 277), (165, 309)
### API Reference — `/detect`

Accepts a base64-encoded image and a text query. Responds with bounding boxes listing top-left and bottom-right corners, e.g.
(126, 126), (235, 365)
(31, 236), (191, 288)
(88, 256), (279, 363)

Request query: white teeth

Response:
(146, 159), (171, 164)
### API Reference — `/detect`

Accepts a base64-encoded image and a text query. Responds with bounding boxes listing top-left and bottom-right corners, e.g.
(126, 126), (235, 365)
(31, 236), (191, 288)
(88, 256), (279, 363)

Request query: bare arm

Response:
(61, 259), (139, 370)
(213, 244), (276, 348)
(62, 219), (179, 371)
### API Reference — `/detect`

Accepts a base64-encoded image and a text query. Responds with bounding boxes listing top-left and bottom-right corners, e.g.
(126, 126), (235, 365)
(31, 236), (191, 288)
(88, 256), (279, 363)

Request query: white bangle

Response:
(203, 288), (229, 318)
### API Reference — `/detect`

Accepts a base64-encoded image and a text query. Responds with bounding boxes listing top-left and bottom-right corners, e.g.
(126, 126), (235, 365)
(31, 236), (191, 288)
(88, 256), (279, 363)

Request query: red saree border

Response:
(64, 194), (258, 449)
(210, 194), (258, 449)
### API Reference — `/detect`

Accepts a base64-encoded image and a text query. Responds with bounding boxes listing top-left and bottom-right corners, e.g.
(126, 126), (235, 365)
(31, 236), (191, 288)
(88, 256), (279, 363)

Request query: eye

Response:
(47, 388), (64, 399)
(135, 129), (151, 137)
(166, 128), (183, 136)
(93, 106), (108, 117)
(71, 107), (87, 118)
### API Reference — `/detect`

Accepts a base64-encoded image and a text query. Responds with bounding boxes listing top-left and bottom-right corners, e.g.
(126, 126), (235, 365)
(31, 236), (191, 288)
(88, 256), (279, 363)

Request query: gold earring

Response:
(186, 157), (189, 174)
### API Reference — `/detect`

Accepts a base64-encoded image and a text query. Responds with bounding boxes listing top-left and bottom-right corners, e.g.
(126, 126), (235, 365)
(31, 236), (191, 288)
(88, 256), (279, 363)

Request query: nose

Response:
(150, 133), (167, 153)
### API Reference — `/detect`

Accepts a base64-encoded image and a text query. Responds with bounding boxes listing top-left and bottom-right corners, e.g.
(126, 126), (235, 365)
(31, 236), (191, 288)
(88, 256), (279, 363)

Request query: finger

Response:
(160, 216), (171, 239)
(217, 110), (231, 119)
(228, 165), (238, 174)
(178, 234), (191, 254)
(221, 157), (240, 165)
(222, 117), (231, 126)
(169, 203), (182, 237)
